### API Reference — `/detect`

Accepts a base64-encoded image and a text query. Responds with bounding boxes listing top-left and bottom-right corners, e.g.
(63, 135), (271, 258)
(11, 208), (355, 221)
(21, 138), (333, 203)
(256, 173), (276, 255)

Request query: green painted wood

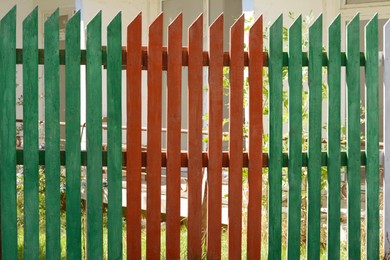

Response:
(364, 15), (379, 259)
(86, 12), (103, 260)
(23, 8), (39, 260)
(65, 12), (81, 260)
(107, 13), (123, 260)
(327, 15), (341, 260)
(307, 15), (322, 260)
(0, 7), (17, 259)
(268, 15), (283, 259)
(44, 10), (61, 260)
(346, 14), (361, 259)
(287, 16), (302, 260)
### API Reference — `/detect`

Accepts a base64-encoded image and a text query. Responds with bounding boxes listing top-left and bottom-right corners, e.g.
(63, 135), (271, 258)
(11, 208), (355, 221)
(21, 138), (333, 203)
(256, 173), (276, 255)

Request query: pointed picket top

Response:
(346, 12), (360, 39)
(210, 13), (223, 34)
(269, 14), (283, 59)
(168, 12), (182, 30)
(329, 14), (341, 37)
(128, 12), (142, 32)
(383, 17), (390, 257)
(230, 13), (244, 37)
(66, 10), (81, 31)
(289, 14), (302, 35)
(23, 6), (38, 26)
(108, 11), (121, 32)
(87, 11), (102, 31)
(188, 13), (203, 41)
(149, 12), (163, 34)
(0, 5), (16, 21)
(45, 8), (59, 29)
(309, 14), (322, 39)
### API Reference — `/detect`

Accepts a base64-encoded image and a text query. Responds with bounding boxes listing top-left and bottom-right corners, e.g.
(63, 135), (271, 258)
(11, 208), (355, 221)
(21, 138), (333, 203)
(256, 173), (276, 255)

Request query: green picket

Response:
(346, 14), (361, 259)
(0, 6), (17, 259)
(327, 15), (341, 260)
(65, 11), (81, 259)
(307, 15), (322, 260)
(107, 13), (123, 260)
(268, 15), (283, 259)
(87, 12), (103, 259)
(364, 15), (379, 259)
(287, 16), (302, 260)
(44, 9), (61, 259)
(23, 7), (39, 260)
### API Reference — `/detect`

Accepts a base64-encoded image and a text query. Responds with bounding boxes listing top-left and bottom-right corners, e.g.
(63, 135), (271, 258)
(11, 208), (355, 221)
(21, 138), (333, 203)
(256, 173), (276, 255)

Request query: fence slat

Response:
(228, 14), (244, 260)
(268, 15), (283, 259)
(287, 16), (302, 260)
(384, 18), (390, 257)
(86, 12), (103, 260)
(247, 15), (263, 260)
(166, 13), (182, 259)
(146, 13), (163, 259)
(327, 15), (341, 260)
(0, 7), (17, 259)
(44, 10), (61, 259)
(346, 14), (361, 259)
(126, 13), (142, 260)
(365, 15), (379, 259)
(187, 14), (203, 259)
(207, 14), (223, 260)
(107, 13), (123, 260)
(65, 11), (81, 259)
(307, 15), (323, 260)
(23, 8), (39, 260)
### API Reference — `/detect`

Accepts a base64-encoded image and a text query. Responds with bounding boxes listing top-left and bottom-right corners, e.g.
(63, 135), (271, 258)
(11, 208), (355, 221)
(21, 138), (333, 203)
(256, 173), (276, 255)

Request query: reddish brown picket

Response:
(207, 14), (224, 259)
(126, 13), (142, 260)
(187, 14), (204, 259)
(228, 15), (245, 259)
(166, 13), (183, 259)
(247, 15), (263, 259)
(146, 13), (163, 259)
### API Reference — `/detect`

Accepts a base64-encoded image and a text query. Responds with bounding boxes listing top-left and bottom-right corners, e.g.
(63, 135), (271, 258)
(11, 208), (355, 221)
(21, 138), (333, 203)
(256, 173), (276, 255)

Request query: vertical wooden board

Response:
(0, 7), (17, 259)
(287, 16), (302, 260)
(384, 19), (390, 257)
(364, 15), (379, 259)
(247, 15), (263, 260)
(268, 15), (283, 259)
(346, 14), (361, 259)
(86, 12), (103, 260)
(327, 15), (341, 260)
(228, 14), (244, 260)
(307, 15), (323, 260)
(44, 10), (61, 260)
(126, 13), (142, 260)
(146, 13), (162, 260)
(187, 14), (203, 260)
(107, 13), (123, 260)
(65, 12), (81, 259)
(166, 13), (182, 260)
(23, 8), (39, 260)
(207, 14), (223, 260)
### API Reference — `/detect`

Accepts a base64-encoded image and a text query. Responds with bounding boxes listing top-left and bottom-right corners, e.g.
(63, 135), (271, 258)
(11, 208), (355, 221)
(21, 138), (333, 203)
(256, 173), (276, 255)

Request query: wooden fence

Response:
(0, 6), (386, 259)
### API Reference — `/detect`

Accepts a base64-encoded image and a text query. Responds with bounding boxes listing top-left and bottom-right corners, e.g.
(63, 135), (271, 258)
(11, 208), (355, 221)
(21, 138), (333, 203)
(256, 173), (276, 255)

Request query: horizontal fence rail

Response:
(0, 6), (387, 259)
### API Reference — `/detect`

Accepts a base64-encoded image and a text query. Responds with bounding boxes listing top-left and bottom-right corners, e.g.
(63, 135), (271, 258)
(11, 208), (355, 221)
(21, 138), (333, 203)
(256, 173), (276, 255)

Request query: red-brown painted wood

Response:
(146, 13), (163, 259)
(166, 13), (182, 259)
(207, 14), (224, 260)
(187, 14), (204, 259)
(126, 13), (142, 260)
(247, 16), (263, 259)
(228, 14), (244, 259)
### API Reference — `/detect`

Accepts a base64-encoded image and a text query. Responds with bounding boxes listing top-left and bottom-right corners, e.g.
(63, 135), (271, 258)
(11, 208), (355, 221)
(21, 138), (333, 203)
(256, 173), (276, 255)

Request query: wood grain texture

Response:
(207, 14), (223, 260)
(166, 13), (182, 259)
(187, 14), (203, 260)
(247, 15), (263, 260)
(126, 13), (142, 260)
(146, 13), (163, 260)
